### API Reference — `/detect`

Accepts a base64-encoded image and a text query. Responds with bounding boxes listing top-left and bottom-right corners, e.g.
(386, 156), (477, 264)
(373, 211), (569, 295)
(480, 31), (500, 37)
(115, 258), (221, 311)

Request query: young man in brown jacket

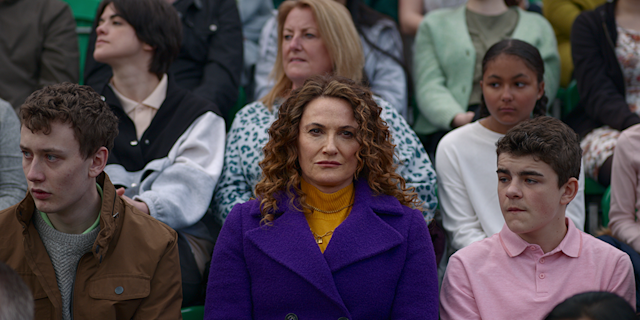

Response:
(0, 83), (182, 320)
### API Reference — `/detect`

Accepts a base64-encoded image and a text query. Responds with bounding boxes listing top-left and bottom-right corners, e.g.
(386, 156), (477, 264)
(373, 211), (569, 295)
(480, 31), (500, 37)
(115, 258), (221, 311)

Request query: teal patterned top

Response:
(211, 97), (438, 225)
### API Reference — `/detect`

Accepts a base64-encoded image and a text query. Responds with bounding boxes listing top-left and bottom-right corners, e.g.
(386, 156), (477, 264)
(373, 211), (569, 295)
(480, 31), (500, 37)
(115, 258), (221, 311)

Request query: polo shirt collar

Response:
(109, 73), (168, 114)
(499, 217), (582, 258)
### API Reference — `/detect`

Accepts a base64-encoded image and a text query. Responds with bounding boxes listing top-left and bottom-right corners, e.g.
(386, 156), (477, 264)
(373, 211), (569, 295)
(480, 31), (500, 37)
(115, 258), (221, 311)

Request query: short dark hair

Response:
(95, 0), (182, 77)
(496, 116), (581, 188)
(0, 262), (33, 320)
(479, 39), (548, 118)
(544, 291), (636, 320)
(20, 82), (119, 159)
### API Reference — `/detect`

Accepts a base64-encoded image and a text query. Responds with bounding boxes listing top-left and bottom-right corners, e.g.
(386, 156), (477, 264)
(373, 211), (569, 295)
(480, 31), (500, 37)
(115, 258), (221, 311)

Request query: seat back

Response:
(561, 79), (580, 119)
(181, 305), (205, 320)
(601, 186), (611, 228)
(61, 0), (101, 84)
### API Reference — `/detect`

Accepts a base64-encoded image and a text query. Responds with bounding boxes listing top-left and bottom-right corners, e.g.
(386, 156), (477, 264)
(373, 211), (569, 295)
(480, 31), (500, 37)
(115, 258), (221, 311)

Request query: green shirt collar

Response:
(38, 183), (103, 234)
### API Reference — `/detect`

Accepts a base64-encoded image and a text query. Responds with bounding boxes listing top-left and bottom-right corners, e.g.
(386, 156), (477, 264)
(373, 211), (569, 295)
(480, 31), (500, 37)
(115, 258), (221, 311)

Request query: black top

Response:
(568, 0), (640, 138)
(96, 76), (221, 172)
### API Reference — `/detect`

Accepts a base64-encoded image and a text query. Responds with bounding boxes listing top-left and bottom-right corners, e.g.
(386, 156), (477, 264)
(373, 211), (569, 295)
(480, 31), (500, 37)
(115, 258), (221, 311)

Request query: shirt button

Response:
(131, 183), (137, 187)
(144, 139), (150, 145)
(529, 246), (536, 250)
(539, 273), (545, 279)
(115, 286), (124, 294)
(539, 258), (545, 264)
(130, 140), (138, 146)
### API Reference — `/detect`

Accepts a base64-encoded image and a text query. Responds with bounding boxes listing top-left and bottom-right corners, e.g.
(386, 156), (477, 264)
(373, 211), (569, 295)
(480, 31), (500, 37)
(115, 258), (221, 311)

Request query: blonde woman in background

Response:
(212, 0), (437, 231)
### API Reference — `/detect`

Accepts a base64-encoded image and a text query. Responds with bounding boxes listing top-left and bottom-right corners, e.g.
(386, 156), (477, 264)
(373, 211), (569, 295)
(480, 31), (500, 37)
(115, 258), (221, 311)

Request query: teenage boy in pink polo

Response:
(440, 116), (635, 320)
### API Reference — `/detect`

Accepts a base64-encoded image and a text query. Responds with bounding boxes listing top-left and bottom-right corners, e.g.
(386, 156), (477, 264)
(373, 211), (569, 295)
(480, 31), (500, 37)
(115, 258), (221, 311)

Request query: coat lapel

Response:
(324, 179), (405, 272)
(245, 202), (348, 313)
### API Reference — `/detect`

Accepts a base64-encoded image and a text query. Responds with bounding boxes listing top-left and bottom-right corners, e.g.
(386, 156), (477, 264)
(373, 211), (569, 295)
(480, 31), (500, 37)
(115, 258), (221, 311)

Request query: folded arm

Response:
(609, 129), (640, 251)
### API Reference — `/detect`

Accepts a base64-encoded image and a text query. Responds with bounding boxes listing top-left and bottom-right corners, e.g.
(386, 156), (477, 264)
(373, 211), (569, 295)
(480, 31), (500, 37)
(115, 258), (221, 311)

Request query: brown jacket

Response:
(0, 173), (182, 319)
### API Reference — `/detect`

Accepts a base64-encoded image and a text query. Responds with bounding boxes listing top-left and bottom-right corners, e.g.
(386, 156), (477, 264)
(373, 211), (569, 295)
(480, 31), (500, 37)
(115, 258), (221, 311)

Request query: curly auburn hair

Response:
(255, 75), (420, 222)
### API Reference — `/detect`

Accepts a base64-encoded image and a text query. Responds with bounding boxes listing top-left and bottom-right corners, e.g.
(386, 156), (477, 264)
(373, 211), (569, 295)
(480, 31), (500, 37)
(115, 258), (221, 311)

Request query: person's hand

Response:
(116, 187), (150, 215)
(451, 111), (475, 128)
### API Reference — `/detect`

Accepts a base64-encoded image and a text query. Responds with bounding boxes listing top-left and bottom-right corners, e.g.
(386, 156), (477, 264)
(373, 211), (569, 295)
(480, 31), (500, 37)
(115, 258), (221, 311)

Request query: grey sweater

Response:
(34, 212), (99, 320)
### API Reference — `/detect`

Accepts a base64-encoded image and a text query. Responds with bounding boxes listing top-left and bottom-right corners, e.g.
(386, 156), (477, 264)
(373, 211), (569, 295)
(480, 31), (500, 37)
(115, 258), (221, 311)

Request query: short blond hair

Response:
(261, 0), (364, 109)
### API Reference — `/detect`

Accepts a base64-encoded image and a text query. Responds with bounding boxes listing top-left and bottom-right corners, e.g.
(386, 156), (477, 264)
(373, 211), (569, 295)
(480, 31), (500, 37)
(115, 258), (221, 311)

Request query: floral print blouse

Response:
(617, 25), (640, 113)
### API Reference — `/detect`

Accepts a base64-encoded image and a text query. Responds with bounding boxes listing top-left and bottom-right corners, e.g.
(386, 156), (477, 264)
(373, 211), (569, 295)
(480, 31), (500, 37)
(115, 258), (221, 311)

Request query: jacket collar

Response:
(16, 172), (125, 263)
(601, 0), (618, 45)
(245, 179), (405, 311)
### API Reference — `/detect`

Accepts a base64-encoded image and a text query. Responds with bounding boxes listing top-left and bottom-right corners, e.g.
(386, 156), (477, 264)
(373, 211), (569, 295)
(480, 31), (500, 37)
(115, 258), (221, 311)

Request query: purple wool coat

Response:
(205, 179), (439, 319)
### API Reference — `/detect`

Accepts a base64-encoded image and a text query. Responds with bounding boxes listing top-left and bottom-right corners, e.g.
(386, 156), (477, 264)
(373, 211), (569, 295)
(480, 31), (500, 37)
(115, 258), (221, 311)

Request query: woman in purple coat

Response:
(204, 75), (439, 319)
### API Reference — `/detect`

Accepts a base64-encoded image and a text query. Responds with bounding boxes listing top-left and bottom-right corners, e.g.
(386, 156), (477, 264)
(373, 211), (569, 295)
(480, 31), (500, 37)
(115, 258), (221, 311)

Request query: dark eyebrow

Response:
(99, 14), (121, 22)
(304, 122), (325, 128)
(283, 27), (317, 32)
(519, 170), (543, 177)
(487, 73), (530, 80)
(19, 145), (64, 154)
(497, 168), (510, 175)
(511, 73), (530, 80)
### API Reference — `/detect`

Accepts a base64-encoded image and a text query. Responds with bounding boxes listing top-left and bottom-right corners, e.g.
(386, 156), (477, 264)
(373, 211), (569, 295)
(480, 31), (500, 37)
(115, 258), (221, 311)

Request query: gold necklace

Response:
(310, 229), (334, 244)
(307, 203), (353, 214)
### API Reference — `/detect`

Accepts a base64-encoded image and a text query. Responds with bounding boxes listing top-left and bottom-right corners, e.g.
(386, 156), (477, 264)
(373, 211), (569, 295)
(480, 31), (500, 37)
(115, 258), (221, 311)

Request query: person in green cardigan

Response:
(413, 0), (560, 156)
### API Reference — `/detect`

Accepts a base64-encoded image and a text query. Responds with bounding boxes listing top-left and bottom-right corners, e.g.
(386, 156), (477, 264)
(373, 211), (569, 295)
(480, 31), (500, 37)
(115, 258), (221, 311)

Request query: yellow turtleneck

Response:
(301, 179), (354, 253)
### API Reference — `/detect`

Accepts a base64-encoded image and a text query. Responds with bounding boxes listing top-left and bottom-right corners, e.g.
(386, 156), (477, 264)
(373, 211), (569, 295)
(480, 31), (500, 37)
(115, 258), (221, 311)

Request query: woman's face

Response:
(282, 7), (333, 90)
(297, 97), (360, 193)
(480, 54), (545, 134)
(94, 3), (152, 65)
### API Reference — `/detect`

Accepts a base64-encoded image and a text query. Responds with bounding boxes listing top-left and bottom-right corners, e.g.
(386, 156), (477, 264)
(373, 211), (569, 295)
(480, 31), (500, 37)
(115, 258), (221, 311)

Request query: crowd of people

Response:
(0, 0), (640, 318)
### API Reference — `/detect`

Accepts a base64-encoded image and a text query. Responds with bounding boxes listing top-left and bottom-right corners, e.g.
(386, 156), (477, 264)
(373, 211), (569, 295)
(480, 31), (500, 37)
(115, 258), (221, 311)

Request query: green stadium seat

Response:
(61, 0), (101, 84)
(585, 177), (606, 195)
(601, 186), (611, 228)
(181, 305), (205, 320)
(226, 86), (247, 131)
(363, 0), (398, 22)
(561, 79), (579, 119)
(272, 0), (398, 21)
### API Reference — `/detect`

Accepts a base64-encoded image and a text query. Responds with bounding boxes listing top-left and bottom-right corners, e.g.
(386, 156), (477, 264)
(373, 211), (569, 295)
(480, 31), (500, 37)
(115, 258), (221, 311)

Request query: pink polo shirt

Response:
(440, 218), (635, 319)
